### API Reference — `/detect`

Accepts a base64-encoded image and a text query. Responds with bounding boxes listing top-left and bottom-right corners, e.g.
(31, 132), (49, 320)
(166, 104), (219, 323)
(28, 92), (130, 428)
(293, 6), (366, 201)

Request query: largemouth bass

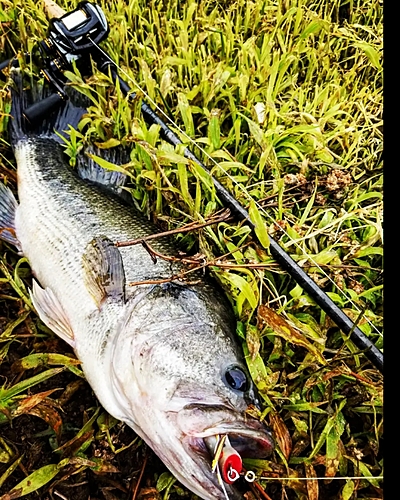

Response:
(0, 71), (274, 499)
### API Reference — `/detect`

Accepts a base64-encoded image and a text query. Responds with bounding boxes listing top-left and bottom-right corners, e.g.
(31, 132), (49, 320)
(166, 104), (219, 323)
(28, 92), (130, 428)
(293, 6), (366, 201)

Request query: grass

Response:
(0, 0), (383, 499)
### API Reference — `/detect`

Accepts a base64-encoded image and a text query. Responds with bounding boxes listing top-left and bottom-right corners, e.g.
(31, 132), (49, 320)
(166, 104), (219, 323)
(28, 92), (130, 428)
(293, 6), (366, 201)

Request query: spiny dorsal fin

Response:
(76, 145), (129, 198)
(0, 182), (21, 250)
(30, 281), (75, 347)
(82, 236), (125, 308)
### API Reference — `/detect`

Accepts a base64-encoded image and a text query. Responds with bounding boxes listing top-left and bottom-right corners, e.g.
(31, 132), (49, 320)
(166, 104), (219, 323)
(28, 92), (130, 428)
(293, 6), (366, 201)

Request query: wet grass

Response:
(0, 0), (383, 499)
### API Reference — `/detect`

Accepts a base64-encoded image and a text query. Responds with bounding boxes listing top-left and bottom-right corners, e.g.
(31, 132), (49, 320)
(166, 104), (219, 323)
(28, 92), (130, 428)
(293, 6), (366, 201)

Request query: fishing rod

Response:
(1, 1), (383, 372)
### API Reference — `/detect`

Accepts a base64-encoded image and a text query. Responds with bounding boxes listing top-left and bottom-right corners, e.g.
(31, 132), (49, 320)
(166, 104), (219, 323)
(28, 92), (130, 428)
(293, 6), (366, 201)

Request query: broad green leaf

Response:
(290, 283), (303, 299)
(342, 479), (355, 500)
(283, 402), (327, 414)
(300, 20), (328, 39)
(3, 463), (60, 498)
(309, 417), (335, 459)
(318, 210), (335, 229)
(309, 401), (346, 459)
(158, 150), (189, 165)
(208, 112), (221, 150)
(353, 247), (383, 258)
(238, 73), (249, 102)
(312, 249), (338, 266)
(12, 353), (80, 371)
(160, 68), (173, 96)
(287, 313), (323, 342)
(325, 426), (341, 479)
(220, 272), (257, 312)
(243, 344), (277, 407)
(0, 368), (63, 402)
(93, 138), (121, 149)
(354, 42), (382, 71)
(157, 471), (176, 492)
(178, 163), (194, 209)
(358, 284), (383, 298)
(258, 305), (325, 364)
(177, 92), (194, 137)
(326, 292), (346, 306)
(87, 154), (132, 176)
(249, 200), (270, 248)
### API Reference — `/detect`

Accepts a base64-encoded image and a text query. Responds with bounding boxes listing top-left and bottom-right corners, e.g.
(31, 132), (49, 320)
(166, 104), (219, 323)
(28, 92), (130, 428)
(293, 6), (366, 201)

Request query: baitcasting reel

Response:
(16, 2), (109, 125)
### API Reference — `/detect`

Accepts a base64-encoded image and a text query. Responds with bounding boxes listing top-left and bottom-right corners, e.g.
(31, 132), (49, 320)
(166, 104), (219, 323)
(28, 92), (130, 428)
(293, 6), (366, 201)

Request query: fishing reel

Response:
(21, 2), (109, 125)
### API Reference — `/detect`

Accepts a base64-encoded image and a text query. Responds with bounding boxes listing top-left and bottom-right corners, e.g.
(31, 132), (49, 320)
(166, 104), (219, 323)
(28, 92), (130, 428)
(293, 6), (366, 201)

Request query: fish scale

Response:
(0, 70), (274, 500)
(16, 139), (181, 287)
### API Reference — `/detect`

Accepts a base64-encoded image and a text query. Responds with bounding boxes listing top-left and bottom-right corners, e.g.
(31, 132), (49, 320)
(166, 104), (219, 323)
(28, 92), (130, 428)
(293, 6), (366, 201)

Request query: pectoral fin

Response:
(0, 182), (21, 250)
(82, 236), (125, 308)
(30, 281), (75, 347)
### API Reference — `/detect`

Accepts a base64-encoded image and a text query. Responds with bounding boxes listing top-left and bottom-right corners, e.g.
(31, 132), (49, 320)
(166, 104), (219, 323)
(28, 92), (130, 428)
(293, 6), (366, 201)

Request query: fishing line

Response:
(257, 476), (383, 481)
(216, 462), (231, 500)
(89, 40), (382, 340)
(208, 437), (382, 491)
(209, 437), (382, 489)
(210, 434), (227, 473)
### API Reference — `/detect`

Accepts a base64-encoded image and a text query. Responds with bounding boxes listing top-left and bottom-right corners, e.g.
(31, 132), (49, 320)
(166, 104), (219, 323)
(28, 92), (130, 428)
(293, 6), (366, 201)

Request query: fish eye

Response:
(223, 366), (249, 392)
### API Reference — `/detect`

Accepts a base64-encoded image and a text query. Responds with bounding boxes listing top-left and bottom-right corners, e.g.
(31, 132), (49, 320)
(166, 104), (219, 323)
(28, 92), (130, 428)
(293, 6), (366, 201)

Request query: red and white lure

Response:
(217, 437), (242, 484)
(206, 435), (243, 485)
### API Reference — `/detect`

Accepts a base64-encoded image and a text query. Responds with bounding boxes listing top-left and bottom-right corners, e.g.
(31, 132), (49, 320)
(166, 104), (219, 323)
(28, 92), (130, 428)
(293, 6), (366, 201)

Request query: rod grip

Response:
(43, 0), (66, 19)
(23, 92), (65, 128)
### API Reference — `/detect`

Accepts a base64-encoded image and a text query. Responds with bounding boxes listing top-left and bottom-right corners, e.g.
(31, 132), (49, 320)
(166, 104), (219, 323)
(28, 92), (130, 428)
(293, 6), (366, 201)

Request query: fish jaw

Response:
(127, 405), (274, 500)
(177, 404), (274, 494)
(180, 406), (274, 460)
(87, 284), (274, 499)
(105, 346), (274, 500)
(104, 345), (274, 500)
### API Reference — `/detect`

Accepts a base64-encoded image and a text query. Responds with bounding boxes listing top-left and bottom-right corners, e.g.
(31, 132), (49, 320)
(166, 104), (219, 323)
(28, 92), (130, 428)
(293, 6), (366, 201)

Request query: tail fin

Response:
(9, 68), (130, 201)
(9, 68), (87, 146)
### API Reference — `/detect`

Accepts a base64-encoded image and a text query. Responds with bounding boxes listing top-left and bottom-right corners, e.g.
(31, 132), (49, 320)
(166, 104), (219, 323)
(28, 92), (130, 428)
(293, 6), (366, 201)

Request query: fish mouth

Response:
(180, 402), (274, 462)
(189, 425), (274, 460)
(221, 431), (274, 458)
(185, 417), (274, 498)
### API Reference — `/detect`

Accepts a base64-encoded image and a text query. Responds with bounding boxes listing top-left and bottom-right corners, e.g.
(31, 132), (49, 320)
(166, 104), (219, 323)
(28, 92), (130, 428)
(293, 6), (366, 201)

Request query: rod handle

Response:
(43, 0), (66, 19)
(23, 92), (65, 128)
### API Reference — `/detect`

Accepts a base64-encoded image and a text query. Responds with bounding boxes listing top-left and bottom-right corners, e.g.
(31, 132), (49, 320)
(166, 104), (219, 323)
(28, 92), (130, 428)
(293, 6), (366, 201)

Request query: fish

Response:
(0, 70), (274, 499)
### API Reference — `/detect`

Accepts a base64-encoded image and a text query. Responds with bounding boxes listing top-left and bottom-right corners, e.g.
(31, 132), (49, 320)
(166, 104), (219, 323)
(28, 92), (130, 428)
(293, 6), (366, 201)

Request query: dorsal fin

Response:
(76, 146), (131, 203)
